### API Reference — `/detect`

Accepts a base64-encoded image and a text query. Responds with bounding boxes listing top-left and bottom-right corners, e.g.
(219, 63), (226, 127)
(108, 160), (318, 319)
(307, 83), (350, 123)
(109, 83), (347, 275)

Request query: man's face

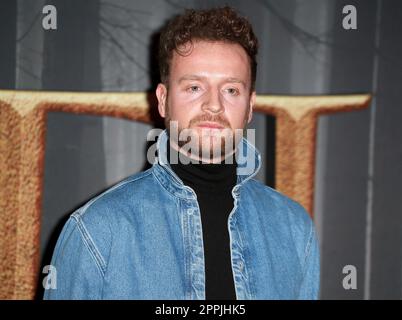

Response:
(156, 40), (255, 162)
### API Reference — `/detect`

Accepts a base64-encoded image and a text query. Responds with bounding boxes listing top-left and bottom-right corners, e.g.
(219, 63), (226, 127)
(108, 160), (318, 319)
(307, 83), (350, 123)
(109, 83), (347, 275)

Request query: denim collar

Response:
(152, 129), (261, 199)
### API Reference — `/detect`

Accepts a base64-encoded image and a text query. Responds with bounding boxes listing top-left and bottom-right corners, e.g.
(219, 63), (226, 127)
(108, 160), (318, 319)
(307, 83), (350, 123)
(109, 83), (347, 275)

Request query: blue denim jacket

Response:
(44, 130), (320, 300)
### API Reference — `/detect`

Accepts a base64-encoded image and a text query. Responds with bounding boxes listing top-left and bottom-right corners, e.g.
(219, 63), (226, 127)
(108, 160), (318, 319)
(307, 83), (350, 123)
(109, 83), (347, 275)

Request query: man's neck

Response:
(167, 139), (237, 165)
(167, 138), (237, 192)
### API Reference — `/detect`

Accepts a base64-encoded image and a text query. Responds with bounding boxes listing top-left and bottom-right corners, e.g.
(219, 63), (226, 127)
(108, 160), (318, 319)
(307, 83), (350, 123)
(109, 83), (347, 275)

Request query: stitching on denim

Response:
(181, 203), (192, 300)
(235, 218), (254, 299)
(77, 169), (153, 216)
(190, 204), (205, 300)
(72, 214), (107, 277)
(152, 166), (194, 200)
(303, 221), (314, 271)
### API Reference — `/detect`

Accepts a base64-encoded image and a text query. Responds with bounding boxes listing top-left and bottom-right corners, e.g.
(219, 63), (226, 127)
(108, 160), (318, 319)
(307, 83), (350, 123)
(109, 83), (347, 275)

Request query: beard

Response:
(165, 104), (249, 163)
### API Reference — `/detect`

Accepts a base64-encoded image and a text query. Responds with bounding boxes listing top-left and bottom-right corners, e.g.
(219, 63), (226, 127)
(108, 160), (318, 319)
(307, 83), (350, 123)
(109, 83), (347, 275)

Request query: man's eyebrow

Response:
(178, 75), (247, 87)
(225, 77), (247, 87)
(177, 75), (205, 82)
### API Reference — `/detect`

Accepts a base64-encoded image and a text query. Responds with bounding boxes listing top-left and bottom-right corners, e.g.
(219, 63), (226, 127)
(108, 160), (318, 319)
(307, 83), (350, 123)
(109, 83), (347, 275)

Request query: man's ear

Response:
(247, 91), (256, 123)
(156, 83), (167, 118)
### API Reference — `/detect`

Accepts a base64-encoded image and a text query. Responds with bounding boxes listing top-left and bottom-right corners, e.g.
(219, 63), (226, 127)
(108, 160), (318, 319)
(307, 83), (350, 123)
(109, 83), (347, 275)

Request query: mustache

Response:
(189, 114), (231, 128)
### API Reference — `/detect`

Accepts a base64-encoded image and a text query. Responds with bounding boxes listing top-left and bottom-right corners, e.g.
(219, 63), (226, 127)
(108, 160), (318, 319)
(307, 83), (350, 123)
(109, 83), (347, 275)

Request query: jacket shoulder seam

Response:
(71, 214), (107, 277)
(78, 169), (153, 216)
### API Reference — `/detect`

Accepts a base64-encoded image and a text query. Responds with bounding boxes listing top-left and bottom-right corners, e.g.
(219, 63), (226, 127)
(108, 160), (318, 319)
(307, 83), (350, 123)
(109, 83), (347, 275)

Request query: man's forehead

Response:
(170, 40), (251, 82)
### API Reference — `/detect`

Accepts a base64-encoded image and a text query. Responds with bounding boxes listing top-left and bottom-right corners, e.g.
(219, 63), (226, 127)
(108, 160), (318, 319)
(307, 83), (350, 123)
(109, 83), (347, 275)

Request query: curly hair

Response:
(158, 6), (259, 90)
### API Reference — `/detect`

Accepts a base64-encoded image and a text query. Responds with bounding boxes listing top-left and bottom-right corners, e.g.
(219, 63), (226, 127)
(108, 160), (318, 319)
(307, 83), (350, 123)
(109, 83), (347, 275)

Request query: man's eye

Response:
(187, 86), (200, 93)
(226, 88), (239, 95)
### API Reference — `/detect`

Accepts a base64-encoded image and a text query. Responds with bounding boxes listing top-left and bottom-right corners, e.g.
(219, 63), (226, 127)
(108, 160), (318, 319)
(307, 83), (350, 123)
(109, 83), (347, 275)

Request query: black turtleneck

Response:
(167, 140), (237, 300)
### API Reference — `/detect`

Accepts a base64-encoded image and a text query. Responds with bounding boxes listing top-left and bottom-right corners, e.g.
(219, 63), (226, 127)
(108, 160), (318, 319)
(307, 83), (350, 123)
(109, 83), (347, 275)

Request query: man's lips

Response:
(195, 121), (225, 129)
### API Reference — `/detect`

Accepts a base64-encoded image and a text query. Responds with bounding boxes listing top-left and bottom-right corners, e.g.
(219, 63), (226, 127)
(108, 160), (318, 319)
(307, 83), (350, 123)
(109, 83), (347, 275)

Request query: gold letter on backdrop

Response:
(255, 95), (371, 216)
(0, 90), (370, 299)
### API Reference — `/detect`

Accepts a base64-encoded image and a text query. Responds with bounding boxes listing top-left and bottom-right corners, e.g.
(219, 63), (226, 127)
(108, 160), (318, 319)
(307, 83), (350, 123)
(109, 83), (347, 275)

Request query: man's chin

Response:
(169, 125), (241, 160)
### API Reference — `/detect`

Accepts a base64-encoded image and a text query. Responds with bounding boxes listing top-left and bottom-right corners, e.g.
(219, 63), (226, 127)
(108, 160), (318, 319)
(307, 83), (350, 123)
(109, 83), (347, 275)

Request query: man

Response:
(44, 6), (319, 300)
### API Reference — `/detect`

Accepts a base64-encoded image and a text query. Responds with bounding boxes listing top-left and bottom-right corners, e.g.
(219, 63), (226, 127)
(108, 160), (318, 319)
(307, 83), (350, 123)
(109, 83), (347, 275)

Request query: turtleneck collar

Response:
(167, 139), (237, 193)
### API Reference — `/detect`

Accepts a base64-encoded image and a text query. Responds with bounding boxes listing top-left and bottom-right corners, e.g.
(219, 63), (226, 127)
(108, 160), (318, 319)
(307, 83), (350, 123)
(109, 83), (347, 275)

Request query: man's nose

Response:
(201, 90), (224, 114)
